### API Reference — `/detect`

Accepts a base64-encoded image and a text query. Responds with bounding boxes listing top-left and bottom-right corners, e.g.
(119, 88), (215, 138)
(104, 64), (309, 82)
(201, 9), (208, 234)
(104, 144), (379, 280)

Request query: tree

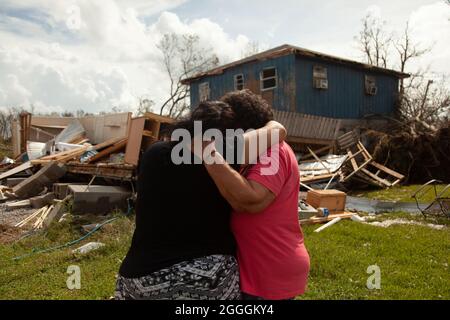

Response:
(157, 33), (219, 119)
(356, 13), (392, 68)
(241, 41), (261, 58)
(355, 13), (449, 135)
(136, 96), (155, 116)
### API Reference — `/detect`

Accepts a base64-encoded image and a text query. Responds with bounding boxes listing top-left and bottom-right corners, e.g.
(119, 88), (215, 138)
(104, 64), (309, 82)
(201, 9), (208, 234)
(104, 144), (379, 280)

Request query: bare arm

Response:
(240, 121), (286, 165)
(204, 150), (276, 214)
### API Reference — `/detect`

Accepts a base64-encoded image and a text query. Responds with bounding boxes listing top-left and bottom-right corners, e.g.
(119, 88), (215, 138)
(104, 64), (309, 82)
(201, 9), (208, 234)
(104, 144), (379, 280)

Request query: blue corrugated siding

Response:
(189, 53), (399, 119)
(190, 54), (296, 111)
(295, 56), (398, 119)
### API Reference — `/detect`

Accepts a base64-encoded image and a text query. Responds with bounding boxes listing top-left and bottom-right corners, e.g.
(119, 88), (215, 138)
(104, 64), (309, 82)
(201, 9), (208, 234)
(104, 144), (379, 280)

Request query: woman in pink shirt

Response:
(203, 91), (310, 300)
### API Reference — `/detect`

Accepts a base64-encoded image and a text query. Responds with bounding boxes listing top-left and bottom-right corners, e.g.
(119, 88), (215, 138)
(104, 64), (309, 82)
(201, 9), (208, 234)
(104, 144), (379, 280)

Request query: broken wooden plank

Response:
(87, 139), (127, 164)
(42, 195), (71, 228)
(369, 161), (405, 180)
(15, 207), (45, 227)
(299, 212), (355, 225)
(40, 146), (86, 160)
(300, 144), (333, 161)
(0, 162), (33, 181)
(360, 168), (392, 187)
(343, 158), (372, 182)
(307, 147), (331, 174)
(13, 162), (66, 199)
(124, 117), (146, 166)
(93, 136), (126, 151)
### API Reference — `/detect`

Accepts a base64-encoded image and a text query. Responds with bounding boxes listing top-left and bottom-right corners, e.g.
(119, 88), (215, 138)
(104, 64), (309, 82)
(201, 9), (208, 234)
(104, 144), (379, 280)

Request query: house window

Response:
(365, 75), (377, 95)
(313, 65), (328, 90)
(234, 74), (244, 90)
(260, 67), (277, 91)
(199, 82), (210, 102)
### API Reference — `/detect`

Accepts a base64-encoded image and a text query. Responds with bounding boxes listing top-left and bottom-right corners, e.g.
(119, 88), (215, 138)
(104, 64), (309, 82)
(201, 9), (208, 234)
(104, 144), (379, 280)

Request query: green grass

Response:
(0, 214), (134, 300)
(349, 184), (448, 203)
(0, 212), (448, 300)
(300, 216), (450, 300)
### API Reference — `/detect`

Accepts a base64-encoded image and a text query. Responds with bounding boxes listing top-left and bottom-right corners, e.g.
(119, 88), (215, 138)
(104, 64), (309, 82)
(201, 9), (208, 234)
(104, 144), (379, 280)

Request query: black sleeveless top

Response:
(119, 141), (236, 278)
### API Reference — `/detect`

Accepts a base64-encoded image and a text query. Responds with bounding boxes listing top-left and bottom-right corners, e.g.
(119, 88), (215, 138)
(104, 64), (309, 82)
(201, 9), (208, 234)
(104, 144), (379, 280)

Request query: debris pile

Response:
(298, 130), (405, 190)
(0, 111), (173, 237)
(364, 127), (450, 184)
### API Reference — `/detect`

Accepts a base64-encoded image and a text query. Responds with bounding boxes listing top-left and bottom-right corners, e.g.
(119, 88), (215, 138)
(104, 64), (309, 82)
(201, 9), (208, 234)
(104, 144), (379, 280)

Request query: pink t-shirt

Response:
(231, 142), (310, 300)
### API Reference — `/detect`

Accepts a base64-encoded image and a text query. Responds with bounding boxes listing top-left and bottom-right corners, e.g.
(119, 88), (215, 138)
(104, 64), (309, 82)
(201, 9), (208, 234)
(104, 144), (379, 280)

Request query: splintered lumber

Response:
(42, 195), (72, 228)
(40, 146), (87, 161)
(301, 144), (333, 161)
(299, 212), (355, 225)
(34, 205), (53, 229)
(55, 146), (89, 163)
(0, 162), (33, 181)
(87, 139), (127, 163)
(13, 162), (66, 199)
(93, 136), (126, 151)
(307, 147), (331, 174)
(15, 207), (45, 227)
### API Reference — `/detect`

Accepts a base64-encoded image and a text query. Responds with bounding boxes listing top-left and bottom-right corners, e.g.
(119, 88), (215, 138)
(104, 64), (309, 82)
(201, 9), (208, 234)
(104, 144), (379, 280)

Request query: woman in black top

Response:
(116, 100), (284, 300)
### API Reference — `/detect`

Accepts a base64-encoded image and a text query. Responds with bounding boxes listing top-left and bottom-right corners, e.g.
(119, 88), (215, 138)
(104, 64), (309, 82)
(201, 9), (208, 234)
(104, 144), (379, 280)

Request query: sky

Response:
(0, 0), (449, 114)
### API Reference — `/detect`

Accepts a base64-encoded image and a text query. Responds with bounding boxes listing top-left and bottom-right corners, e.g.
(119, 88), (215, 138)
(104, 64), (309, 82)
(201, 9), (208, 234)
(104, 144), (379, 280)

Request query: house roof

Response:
(181, 44), (410, 84)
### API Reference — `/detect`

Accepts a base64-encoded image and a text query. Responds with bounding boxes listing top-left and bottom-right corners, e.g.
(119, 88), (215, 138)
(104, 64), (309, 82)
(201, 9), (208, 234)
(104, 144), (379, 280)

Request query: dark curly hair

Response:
(220, 89), (274, 131)
(167, 101), (237, 137)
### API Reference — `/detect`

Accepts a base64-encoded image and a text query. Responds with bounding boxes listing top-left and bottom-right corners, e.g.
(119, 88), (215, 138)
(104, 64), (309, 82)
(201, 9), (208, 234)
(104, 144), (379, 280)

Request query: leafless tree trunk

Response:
(0, 107), (23, 140)
(356, 13), (392, 68)
(157, 34), (219, 119)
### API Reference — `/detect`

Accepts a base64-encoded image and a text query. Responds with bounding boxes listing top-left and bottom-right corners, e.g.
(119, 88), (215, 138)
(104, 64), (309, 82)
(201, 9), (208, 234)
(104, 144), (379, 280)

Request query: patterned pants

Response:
(115, 254), (241, 300)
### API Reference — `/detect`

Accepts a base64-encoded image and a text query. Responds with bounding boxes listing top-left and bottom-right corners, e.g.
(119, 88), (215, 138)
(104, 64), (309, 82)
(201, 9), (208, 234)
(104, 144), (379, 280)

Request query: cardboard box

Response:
(306, 190), (346, 214)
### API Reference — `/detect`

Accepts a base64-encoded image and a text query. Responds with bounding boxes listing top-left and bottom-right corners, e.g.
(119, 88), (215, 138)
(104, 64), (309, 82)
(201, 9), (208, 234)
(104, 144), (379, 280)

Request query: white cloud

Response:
(407, 1), (450, 77)
(0, 0), (251, 114)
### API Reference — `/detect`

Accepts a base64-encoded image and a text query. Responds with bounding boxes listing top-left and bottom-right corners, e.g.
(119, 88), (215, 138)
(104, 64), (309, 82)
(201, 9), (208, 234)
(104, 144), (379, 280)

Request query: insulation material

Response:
(299, 155), (347, 179)
(55, 120), (85, 144)
(26, 141), (47, 160)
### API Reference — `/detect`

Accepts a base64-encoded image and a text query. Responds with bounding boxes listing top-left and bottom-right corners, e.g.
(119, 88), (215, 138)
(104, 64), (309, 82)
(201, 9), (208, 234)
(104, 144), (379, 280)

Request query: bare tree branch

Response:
(156, 33), (219, 118)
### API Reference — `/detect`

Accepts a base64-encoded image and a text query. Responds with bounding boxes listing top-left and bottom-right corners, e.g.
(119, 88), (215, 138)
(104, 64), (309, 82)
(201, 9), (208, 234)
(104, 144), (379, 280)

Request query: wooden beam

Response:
(361, 168), (392, 187)
(369, 161), (405, 180)
(307, 147), (331, 174)
(0, 162), (33, 181)
(87, 139), (127, 163)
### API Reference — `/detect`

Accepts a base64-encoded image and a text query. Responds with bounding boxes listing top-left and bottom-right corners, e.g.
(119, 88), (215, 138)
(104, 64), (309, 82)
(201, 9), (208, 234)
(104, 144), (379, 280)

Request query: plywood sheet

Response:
(124, 117), (146, 166)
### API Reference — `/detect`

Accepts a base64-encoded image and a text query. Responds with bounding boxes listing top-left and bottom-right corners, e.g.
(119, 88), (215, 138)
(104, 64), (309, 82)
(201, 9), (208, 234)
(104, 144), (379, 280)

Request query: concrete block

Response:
(13, 162), (66, 199)
(53, 182), (83, 200)
(68, 185), (131, 214)
(29, 192), (55, 209)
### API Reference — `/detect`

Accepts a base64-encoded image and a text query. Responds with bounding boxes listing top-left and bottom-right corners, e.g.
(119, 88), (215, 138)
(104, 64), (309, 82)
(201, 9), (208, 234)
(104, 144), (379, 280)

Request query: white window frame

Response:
(234, 74), (245, 91)
(199, 82), (210, 102)
(260, 67), (278, 91)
